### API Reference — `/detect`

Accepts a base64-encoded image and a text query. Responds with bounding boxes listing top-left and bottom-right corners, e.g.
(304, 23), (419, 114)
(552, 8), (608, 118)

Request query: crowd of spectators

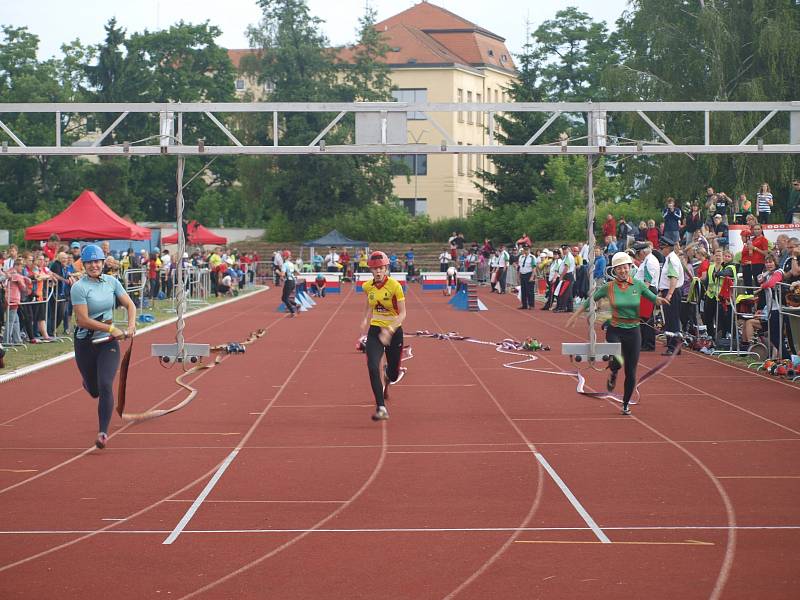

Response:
(0, 236), (260, 364)
(473, 180), (800, 361)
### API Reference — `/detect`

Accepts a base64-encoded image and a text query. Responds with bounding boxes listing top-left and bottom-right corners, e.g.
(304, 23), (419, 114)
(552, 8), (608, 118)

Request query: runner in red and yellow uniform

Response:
(361, 251), (406, 421)
(568, 252), (669, 415)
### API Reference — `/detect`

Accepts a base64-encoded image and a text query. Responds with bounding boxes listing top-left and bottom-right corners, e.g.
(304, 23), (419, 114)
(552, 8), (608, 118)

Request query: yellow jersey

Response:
(362, 277), (405, 328)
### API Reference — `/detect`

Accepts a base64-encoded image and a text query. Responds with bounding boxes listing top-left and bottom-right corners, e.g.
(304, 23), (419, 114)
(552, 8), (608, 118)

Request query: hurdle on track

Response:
(420, 271), (474, 291)
(354, 272), (407, 292)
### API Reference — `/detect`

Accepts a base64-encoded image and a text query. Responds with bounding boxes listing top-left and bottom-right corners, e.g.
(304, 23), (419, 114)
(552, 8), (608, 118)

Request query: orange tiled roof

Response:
(227, 49), (260, 70)
(375, 1), (493, 37)
(366, 1), (515, 72)
(232, 2), (515, 74)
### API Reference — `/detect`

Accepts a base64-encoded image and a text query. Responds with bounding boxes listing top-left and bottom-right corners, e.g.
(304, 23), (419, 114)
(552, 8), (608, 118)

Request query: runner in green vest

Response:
(568, 252), (670, 415)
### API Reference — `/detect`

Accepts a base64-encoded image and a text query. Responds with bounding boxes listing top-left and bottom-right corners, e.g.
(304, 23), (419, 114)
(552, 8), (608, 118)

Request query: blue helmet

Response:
(80, 244), (105, 263)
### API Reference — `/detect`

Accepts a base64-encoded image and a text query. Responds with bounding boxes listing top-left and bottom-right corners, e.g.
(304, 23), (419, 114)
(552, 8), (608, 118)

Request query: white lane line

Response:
(533, 449), (611, 544)
(162, 449), (239, 545)
(2, 525), (799, 535)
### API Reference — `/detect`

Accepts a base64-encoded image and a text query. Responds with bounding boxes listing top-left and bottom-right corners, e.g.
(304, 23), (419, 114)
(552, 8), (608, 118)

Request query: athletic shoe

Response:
(621, 405), (631, 416)
(371, 406), (389, 421)
(607, 370), (618, 392)
(95, 432), (108, 449)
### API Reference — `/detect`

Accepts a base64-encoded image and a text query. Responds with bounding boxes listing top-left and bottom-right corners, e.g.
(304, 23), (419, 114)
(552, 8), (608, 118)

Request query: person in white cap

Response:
(567, 252), (669, 415)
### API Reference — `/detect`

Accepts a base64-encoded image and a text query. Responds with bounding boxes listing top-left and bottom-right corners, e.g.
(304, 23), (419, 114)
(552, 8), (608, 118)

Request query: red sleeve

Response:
(760, 270), (784, 290)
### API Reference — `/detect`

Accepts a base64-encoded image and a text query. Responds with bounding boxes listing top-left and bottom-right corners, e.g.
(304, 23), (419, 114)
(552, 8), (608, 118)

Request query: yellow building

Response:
(229, 1), (517, 221)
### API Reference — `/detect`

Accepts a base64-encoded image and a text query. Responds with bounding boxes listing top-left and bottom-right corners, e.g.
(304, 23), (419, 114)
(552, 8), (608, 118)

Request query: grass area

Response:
(1, 287), (262, 373)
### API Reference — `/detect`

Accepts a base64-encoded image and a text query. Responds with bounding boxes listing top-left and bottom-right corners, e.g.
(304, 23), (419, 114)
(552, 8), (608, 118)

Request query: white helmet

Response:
(611, 252), (633, 269)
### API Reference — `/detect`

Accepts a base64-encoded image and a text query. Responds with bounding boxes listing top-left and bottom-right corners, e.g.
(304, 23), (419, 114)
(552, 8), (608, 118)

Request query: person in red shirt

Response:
(602, 215), (616, 239)
(340, 249), (351, 280)
(749, 223), (769, 283)
(646, 219), (660, 247)
(739, 228), (753, 288)
(695, 250), (710, 280)
(43, 234), (59, 261)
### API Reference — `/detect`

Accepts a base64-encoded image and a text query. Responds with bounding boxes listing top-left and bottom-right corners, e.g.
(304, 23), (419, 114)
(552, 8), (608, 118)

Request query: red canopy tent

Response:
(25, 189), (151, 241)
(162, 221), (227, 246)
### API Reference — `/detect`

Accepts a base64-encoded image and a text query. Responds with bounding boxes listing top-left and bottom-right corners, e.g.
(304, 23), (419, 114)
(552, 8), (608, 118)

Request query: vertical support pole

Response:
(704, 111), (710, 146)
(273, 111), (279, 146)
(175, 154), (186, 361)
(586, 110), (598, 360)
(175, 111), (186, 361)
(55, 111), (61, 147)
(587, 153), (597, 358)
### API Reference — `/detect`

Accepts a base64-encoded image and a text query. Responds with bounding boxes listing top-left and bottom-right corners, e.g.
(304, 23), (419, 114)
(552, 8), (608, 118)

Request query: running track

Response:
(0, 284), (798, 599)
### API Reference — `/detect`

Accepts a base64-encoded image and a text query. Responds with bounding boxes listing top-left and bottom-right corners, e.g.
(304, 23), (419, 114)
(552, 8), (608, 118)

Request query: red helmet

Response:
(367, 251), (389, 268)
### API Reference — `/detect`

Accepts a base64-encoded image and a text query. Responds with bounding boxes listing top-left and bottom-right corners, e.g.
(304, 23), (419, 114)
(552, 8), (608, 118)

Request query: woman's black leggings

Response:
(605, 325), (641, 407)
(365, 325), (403, 408)
(74, 336), (121, 434)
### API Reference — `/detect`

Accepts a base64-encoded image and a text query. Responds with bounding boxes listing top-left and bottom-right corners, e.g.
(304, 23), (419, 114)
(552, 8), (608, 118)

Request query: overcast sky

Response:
(4, 0), (631, 61)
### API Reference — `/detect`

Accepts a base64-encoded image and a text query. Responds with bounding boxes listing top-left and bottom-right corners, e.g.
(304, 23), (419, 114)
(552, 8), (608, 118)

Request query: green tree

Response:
(476, 9), (619, 212)
(473, 36), (550, 207)
(341, 5), (393, 102)
(83, 20), (238, 222)
(531, 8), (618, 103)
(0, 26), (92, 218)
(609, 1), (800, 211)
(240, 0), (395, 233)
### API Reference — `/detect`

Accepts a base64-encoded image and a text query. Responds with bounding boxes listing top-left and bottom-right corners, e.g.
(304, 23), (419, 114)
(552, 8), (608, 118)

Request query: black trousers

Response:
(74, 336), (121, 434)
(519, 272), (533, 308)
(640, 285), (657, 350)
(556, 274), (574, 311)
(365, 325), (403, 408)
(281, 279), (296, 313)
(661, 288), (683, 351)
(606, 325), (641, 407)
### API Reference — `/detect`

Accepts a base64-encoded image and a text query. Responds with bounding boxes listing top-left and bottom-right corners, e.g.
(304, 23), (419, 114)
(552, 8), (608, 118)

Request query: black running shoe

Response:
(621, 405), (631, 416)
(95, 432), (108, 449)
(607, 370), (618, 392)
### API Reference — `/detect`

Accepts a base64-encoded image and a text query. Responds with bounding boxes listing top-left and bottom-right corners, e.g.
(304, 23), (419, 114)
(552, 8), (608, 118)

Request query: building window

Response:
(263, 80), (275, 94)
(457, 89), (464, 123)
(457, 142), (464, 175)
(391, 88), (427, 120)
(466, 91), (473, 124)
(467, 198), (474, 215)
(458, 197), (464, 218)
(401, 198), (427, 216)
(235, 79), (246, 91)
(390, 154), (427, 176)
(467, 144), (473, 175)
(476, 93), (483, 125)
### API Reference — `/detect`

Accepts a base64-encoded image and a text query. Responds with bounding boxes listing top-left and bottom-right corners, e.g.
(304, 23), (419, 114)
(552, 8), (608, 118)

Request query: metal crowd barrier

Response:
(713, 282), (763, 360)
(253, 261), (272, 286)
(187, 267), (211, 306)
(777, 282), (800, 381)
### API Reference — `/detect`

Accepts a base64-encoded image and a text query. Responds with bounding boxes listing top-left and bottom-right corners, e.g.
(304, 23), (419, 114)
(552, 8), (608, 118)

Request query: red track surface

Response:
(1, 285), (798, 599)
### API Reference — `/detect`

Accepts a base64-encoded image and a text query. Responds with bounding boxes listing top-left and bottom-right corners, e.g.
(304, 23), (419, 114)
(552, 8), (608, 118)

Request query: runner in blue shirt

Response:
(71, 244), (137, 449)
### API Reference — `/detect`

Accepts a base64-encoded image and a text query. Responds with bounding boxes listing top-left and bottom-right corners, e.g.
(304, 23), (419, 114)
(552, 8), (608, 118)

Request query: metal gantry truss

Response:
(0, 101), (798, 156)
